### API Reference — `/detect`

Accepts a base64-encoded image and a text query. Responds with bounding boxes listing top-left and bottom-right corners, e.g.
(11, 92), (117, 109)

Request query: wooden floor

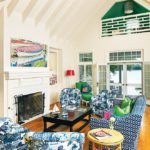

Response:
(23, 104), (150, 150)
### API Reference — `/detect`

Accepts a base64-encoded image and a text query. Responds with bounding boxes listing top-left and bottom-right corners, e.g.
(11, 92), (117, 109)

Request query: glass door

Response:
(109, 64), (124, 98)
(126, 63), (142, 95)
(108, 63), (142, 97)
(79, 64), (92, 85)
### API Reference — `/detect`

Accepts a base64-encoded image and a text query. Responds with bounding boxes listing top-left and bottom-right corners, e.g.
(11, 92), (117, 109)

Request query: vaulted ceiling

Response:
(0, 0), (150, 40)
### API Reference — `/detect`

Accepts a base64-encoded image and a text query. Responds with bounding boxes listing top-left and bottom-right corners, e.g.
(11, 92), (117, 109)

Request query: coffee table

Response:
(87, 128), (124, 150)
(43, 107), (92, 132)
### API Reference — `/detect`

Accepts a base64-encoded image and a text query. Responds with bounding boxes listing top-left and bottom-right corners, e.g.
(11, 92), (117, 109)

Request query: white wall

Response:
(0, 9), (77, 117)
(76, 13), (150, 64)
(0, 8), (4, 116)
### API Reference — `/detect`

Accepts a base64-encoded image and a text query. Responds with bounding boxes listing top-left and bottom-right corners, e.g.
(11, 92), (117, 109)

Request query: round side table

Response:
(87, 128), (124, 150)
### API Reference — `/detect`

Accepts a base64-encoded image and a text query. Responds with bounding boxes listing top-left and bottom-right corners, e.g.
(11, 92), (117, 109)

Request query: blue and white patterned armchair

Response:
(90, 95), (146, 150)
(60, 88), (81, 108)
(90, 90), (113, 117)
(0, 117), (30, 150)
(26, 132), (85, 150)
(0, 117), (85, 150)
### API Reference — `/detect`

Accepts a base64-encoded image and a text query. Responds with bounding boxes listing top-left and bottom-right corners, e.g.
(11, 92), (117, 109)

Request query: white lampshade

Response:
(124, 1), (134, 14)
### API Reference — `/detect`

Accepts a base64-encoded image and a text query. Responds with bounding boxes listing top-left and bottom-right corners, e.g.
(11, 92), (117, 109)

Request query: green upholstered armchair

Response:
(76, 81), (93, 105)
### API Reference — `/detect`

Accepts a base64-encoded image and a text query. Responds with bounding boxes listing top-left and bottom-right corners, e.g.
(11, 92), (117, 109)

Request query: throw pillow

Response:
(81, 84), (92, 93)
(126, 96), (136, 112)
(82, 86), (88, 93)
(114, 104), (130, 117)
(121, 97), (131, 108)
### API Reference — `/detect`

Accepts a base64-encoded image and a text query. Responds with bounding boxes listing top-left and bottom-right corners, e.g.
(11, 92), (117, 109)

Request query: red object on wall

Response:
(66, 70), (75, 76)
(71, 70), (75, 76)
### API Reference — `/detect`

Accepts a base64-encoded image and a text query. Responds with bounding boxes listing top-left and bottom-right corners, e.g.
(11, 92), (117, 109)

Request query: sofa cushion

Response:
(82, 93), (93, 101)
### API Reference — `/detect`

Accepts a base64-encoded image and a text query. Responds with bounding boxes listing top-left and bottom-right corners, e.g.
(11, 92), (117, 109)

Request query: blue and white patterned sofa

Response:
(0, 117), (85, 150)
(60, 88), (81, 108)
(90, 95), (146, 150)
(26, 132), (85, 150)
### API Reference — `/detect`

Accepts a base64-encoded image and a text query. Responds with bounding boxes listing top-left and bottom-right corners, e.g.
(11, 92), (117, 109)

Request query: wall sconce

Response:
(66, 70), (75, 87)
(66, 70), (75, 76)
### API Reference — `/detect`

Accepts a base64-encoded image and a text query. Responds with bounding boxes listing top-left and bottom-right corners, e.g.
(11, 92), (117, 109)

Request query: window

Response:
(79, 53), (93, 62)
(109, 50), (142, 62)
(79, 52), (93, 85)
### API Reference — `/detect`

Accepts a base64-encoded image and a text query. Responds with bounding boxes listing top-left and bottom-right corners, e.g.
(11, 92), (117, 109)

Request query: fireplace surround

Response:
(4, 71), (50, 122)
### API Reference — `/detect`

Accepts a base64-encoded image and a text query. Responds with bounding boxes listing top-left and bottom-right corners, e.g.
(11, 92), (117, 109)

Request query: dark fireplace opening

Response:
(15, 92), (45, 124)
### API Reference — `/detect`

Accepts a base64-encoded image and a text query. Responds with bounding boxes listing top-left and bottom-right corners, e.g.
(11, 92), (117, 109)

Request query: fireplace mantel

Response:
(5, 71), (51, 80)
(4, 71), (50, 122)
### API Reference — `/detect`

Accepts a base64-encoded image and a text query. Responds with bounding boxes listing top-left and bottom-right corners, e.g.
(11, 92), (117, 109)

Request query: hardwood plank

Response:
(23, 104), (150, 150)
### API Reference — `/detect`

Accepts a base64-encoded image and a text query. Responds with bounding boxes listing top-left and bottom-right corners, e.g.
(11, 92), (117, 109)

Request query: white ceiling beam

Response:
(50, 0), (86, 37)
(59, 0), (101, 39)
(8, 0), (31, 17)
(22, 0), (37, 21)
(7, 0), (19, 16)
(35, 0), (66, 25)
(47, 0), (77, 33)
(42, 0), (66, 26)
(35, 0), (54, 25)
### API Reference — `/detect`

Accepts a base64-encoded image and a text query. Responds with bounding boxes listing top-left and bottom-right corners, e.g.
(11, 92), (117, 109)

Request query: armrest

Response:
(0, 122), (29, 134)
(26, 132), (85, 143)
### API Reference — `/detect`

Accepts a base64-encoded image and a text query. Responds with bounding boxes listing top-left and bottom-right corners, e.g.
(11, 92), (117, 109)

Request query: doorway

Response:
(108, 63), (142, 98)
(49, 47), (62, 104)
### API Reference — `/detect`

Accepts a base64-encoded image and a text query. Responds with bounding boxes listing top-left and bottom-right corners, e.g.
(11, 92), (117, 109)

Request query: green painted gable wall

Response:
(102, 0), (150, 20)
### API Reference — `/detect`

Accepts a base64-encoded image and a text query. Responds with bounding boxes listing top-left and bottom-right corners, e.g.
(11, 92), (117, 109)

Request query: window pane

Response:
(127, 64), (142, 84)
(79, 65), (84, 81)
(127, 85), (142, 95)
(109, 51), (142, 62)
(79, 53), (92, 62)
(110, 65), (123, 84)
(86, 65), (92, 84)
(110, 85), (123, 98)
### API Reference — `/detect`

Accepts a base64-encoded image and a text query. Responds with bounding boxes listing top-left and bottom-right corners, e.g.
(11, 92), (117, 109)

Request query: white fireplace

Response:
(4, 71), (50, 123)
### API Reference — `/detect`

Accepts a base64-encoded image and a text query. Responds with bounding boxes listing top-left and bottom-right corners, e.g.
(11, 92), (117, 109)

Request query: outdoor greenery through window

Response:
(109, 51), (142, 62)
(79, 53), (93, 62)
